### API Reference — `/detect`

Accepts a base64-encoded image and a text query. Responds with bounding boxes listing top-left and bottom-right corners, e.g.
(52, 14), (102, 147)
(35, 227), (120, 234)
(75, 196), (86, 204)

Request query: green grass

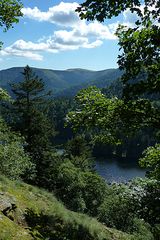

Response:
(0, 176), (147, 240)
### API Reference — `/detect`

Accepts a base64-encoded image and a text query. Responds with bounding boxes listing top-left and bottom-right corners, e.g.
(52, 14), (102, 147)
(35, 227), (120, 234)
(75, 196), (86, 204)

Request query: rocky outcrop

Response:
(0, 192), (16, 217)
(0, 191), (26, 226)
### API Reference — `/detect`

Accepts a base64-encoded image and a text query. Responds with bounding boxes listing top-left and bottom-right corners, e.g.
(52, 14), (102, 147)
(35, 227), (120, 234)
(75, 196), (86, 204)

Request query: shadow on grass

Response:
(25, 208), (93, 240)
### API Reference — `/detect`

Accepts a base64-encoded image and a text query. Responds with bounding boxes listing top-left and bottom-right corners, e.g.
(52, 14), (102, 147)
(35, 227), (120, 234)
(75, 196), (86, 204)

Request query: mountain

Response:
(56, 69), (123, 97)
(0, 67), (122, 97)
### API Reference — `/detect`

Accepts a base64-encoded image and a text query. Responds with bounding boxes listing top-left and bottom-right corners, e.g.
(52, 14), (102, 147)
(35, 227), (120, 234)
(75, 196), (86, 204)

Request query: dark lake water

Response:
(95, 157), (146, 183)
(57, 149), (146, 183)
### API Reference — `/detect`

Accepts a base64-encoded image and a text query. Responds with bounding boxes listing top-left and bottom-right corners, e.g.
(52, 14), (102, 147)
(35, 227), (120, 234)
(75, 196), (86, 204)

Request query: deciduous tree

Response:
(0, 0), (23, 48)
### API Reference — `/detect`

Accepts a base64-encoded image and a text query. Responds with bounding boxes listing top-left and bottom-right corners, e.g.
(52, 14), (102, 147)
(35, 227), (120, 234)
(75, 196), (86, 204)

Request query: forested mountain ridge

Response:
(0, 67), (122, 96)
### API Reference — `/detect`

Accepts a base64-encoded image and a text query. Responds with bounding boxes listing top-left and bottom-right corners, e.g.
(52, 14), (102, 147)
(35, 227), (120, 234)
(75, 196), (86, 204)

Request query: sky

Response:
(0, 0), (138, 71)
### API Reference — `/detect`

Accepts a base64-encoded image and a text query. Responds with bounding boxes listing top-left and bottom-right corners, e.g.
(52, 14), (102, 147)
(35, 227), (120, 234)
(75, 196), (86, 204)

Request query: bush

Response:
(139, 144), (160, 180)
(0, 118), (35, 180)
(34, 150), (63, 189)
(127, 178), (160, 226)
(97, 182), (154, 238)
(56, 160), (107, 214)
(98, 191), (135, 232)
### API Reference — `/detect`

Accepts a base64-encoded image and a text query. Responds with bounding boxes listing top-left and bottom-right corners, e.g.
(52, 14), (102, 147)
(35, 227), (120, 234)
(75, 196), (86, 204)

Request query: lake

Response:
(95, 157), (146, 183)
(57, 148), (146, 183)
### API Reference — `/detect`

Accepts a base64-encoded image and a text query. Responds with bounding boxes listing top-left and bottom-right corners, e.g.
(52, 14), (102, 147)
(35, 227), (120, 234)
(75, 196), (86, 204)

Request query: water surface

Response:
(95, 157), (146, 182)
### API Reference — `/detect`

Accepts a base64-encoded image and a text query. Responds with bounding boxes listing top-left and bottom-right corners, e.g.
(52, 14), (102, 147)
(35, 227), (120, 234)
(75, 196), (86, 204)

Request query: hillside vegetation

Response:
(0, 67), (122, 96)
(0, 175), (136, 240)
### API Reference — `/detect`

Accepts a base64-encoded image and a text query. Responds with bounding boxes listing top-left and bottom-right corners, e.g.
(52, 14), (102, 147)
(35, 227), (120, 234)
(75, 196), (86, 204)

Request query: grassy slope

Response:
(0, 176), (142, 240)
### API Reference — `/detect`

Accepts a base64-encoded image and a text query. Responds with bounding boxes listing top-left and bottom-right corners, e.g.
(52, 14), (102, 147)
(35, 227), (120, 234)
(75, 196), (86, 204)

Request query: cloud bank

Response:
(0, 1), (140, 61)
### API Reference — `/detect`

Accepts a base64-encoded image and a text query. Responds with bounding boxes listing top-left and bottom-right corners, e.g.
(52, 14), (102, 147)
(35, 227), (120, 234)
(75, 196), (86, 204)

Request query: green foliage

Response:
(127, 218), (154, 240)
(67, 86), (154, 145)
(0, 0), (23, 48)
(56, 160), (107, 215)
(117, 25), (160, 100)
(82, 170), (108, 216)
(0, 176), (134, 240)
(98, 183), (136, 232)
(66, 135), (91, 158)
(139, 144), (160, 180)
(0, 118), (34, 180)
(67, 86), (125, 144)
(0, 0), (23, 31)
(98, 195), (153, 239)
(34, 150), (63, 189)
(97, 179), (159, 238)
(10, 66), (55, 178)
(128, 178), (160, 227)
(65, 135), (94, 170)
(76, 0), (160, 136)
(0, 88), (11, 101)
(72, 0), (160, 180)
(77, 0), (159, 23)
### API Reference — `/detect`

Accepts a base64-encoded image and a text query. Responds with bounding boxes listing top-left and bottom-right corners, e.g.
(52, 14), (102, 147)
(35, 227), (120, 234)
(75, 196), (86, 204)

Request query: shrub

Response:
(56, 160), (107, 214)
(127, 178), (160, 226)
(0, 118), (35, 180)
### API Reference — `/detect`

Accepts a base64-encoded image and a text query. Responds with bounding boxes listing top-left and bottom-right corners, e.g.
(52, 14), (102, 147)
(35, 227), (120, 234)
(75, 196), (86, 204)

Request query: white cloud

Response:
(74, 21), (117, 40)
(83, 40), (103, 49)
(2, 2), (117, 60)
(11, 39), (48, 51)
(108, 22), (120, 33)
(22, 2), (80, 27)
(2, 1), (158, 61)
(0, 41), (43, 61)
(0, 30), (104, 60)
(122, 5), (159, 27)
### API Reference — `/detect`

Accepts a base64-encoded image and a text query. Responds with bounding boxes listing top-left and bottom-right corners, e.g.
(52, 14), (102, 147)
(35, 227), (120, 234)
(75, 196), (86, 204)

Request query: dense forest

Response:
(0, 0), (159, 239)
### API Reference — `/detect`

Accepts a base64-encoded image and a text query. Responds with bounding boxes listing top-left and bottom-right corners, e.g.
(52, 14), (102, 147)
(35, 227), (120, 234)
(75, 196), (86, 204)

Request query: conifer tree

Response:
(11, 66), (55, 175)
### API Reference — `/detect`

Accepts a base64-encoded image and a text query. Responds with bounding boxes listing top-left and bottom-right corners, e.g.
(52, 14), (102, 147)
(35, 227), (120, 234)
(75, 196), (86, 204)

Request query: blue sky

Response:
(0, 0), (138, 71)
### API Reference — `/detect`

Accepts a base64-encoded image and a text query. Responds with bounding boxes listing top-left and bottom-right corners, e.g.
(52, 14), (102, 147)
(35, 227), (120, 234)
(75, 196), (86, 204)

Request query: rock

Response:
(0, 194), (17, 217)
(0, 193), (27, 225)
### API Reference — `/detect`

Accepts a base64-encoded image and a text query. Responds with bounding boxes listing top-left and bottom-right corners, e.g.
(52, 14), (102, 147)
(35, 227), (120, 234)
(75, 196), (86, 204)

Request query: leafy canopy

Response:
(67, 86), (124, 144)
(140, 144), (160, 180)
(67, 86), (159, 144)
(68, 0), (160, 180)
(0, 0), (23, 48)
(0, 117), (34, 180)
(77, 0), (160, 99)
(77, 0), (159, 23)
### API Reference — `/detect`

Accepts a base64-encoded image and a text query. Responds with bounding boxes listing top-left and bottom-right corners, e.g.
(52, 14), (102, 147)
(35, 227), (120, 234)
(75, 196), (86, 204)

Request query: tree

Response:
(0, 89), (34, 180)
(65, 134), (94, 170)
(11, 66), (55, 174)
(140, 144), (160, 180)
(56, 160), (107, 215)
(67, 86), (130, 144)
(0, 0), (23, 48)
(77, 1), (159, 23)
(69, 0), (160, 179)
(77, 1), (159, 98)
(0, 118), (34, 180)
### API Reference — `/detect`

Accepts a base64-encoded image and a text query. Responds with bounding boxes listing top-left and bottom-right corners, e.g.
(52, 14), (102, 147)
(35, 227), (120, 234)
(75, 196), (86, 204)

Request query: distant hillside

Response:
(56, 69), (123, 97)
(0, 67), (122, 97)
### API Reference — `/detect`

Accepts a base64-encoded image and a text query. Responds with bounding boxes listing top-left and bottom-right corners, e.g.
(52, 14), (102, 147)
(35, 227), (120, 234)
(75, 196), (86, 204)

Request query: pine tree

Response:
(11, 66), (55, 174)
